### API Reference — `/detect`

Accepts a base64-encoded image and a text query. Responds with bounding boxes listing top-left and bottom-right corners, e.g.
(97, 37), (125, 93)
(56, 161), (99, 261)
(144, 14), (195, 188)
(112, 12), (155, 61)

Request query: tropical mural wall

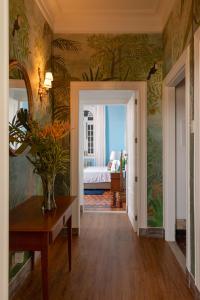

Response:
(52, 33), (163, 228)
(9, 0), (200, 284)
(9, 0), (53, 281)
(9, 0), (53, 207)
(163, 0), (200, 276)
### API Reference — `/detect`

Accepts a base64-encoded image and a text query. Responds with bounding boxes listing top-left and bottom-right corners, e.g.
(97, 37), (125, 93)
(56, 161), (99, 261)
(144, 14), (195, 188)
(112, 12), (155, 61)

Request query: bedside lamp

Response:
(110, 151), (121, 161)
(110, 151), (120, 172)
(110, 151), (116, 161)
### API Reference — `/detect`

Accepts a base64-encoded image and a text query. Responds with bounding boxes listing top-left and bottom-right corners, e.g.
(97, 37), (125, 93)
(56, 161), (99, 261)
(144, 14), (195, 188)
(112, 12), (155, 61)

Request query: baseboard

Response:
(168, 242), (186, 273)
(9, 257), (32, 299)
(176, 219), (186, 230)
(139, 227), (165, 239)
(186, 269), (200, 299)
(128, 211), (137, 232)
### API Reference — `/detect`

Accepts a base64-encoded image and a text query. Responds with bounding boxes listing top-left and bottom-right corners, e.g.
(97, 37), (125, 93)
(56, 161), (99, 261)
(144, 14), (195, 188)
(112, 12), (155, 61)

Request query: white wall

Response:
(175, 80), (186, 220)
(0, 0), (9, 299)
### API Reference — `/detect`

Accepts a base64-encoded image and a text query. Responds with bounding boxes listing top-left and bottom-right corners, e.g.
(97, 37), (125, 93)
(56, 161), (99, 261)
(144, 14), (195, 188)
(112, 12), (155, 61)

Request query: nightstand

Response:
(111, 172), (125, 208)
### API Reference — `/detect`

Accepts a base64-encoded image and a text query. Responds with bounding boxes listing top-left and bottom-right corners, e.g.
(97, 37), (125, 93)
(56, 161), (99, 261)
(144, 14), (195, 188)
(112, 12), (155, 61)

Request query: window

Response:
(84, 110), (95, 156)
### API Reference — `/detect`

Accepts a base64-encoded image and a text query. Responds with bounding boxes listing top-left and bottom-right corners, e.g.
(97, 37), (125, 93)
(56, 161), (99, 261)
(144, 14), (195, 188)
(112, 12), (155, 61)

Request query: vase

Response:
(41, 174), (57, 211)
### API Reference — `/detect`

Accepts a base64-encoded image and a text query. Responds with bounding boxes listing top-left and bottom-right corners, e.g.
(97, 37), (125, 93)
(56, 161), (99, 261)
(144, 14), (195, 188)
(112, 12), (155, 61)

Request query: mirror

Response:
(9, 60), (33, 156)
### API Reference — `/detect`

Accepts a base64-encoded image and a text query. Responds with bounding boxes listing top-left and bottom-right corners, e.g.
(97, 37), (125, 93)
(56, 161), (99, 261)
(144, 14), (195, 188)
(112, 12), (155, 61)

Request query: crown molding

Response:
(35, 0), (175, 34)
(35, 0), (54, 29)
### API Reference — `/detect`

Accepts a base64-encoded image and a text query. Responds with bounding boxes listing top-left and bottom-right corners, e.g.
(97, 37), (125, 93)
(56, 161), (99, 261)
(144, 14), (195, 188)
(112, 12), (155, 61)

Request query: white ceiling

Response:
(36, 0), (175, 34)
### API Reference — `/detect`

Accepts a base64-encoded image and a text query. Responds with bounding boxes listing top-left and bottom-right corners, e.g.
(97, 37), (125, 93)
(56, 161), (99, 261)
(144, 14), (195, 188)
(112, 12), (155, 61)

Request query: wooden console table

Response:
(9, 195), (76, 300)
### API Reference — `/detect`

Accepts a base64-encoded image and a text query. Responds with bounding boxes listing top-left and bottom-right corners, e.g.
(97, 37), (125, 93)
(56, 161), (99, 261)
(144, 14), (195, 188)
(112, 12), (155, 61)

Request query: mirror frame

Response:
(9, 60), (33, 156)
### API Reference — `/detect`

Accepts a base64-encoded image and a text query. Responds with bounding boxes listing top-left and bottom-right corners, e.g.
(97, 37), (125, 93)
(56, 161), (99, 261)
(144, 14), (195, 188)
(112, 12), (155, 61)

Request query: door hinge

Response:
(135, 99), (137, 105)
(135, 176), (138, 182)
(135, 215), (138, 222)
(135, 137), (138, 143)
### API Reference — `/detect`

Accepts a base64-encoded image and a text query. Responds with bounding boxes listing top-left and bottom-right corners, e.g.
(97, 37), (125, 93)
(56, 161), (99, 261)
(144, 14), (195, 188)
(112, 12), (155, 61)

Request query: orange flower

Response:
(39, 121), (70, 140)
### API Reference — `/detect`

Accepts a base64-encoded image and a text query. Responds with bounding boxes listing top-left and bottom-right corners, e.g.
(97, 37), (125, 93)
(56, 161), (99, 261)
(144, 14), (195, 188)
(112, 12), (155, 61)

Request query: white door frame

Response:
(194, 26), (200, 291)
(163, 46), (191, 271)
(126, 94), (137, 230)
(0, 0), (9, 299)
(70, 81), (147, 233)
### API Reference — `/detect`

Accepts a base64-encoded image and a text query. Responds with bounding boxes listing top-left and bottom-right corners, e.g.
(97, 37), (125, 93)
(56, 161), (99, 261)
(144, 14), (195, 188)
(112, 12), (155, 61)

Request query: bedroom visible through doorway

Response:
(78, 89), (137, 216)
(83, 103), (127, 212)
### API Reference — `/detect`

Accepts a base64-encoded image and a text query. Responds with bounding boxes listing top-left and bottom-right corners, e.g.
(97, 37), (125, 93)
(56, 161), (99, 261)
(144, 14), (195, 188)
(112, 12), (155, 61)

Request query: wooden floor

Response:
(12, 213), (194, 300)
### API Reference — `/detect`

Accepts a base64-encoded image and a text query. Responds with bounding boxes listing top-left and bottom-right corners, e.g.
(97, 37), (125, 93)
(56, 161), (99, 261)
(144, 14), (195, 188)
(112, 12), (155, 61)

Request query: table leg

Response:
(41, 246), (49, 300)
(67, 216), (72, 272)
(31, 251), (35, 270)
(112, 192), (116, 207)
(119, 192), (123, 208)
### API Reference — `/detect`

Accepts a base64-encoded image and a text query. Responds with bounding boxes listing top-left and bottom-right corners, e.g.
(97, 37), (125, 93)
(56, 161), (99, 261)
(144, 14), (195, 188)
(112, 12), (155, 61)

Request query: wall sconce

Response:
(38, 68), (53, 101)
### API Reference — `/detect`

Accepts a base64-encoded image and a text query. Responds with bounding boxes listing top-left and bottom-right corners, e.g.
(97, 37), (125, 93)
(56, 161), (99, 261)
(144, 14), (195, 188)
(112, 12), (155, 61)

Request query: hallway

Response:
(12, 213), (193, 300)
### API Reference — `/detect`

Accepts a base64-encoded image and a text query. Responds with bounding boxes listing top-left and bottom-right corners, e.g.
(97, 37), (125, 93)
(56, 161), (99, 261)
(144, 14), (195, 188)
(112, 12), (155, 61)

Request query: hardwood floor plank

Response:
(11, 213), (194, 300)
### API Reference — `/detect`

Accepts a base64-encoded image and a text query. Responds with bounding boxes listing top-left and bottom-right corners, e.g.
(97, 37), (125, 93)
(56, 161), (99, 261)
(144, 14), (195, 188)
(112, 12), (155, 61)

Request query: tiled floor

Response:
(84, 190), (126, 211)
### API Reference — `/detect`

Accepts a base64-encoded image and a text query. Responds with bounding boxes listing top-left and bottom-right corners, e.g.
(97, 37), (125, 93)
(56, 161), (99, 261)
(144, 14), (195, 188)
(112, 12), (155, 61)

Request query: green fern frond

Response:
(52, 38), (81, 52)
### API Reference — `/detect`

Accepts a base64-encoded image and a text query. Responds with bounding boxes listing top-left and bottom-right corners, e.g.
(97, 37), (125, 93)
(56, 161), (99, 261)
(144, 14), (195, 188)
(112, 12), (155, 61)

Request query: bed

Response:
(84, 166), (111, 189)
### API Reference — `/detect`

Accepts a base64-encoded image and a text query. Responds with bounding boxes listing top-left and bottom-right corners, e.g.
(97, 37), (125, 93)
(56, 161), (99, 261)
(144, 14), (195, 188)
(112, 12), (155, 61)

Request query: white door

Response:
(175, 80), (186, 226)
(126, 94), (137, 231)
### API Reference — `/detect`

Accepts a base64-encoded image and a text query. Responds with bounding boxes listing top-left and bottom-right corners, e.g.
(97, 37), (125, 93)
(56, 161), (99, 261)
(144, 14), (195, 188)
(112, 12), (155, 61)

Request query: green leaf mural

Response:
(53, 38), (81, 52)
(9, 0), (30, 63)
(163, 0), (193, 77)
(87, 34), (162, 81)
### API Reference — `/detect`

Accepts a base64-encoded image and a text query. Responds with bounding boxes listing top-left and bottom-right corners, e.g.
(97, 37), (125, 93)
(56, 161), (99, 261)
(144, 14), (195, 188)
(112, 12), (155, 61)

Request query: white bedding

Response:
(84, 167), (111, 183)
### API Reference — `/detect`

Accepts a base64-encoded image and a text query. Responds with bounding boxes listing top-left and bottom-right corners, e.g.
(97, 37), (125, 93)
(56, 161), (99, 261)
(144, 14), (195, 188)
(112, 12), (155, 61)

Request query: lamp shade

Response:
(110, 151), (116, 161)
(110, 151), (121, 161)
(45, 72), (53, 81)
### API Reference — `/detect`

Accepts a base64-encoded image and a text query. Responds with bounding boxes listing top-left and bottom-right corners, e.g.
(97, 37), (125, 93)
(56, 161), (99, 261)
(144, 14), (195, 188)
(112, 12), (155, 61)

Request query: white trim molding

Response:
(194, 26), (200, 292)
(70, 81), (147, 232)
(163, 47), (191, 272)
(0, 0), (9, 299)
(35, 0), (54, 29)
(37, 0), (175, 34)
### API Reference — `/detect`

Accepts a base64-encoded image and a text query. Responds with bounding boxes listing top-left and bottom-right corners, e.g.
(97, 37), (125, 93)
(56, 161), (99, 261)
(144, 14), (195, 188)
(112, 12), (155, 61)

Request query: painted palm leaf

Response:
(52, 38), (81, 52)
(53, 105), (70, 121)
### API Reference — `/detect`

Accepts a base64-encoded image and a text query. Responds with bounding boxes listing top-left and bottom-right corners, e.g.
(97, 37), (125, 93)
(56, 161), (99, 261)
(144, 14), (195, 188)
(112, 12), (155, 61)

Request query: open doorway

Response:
(175, 79), (186, 257)
(70, 81), (147, 233)
(79, 90), (137, 217)
(82, 103), (127, 212)
(163, 47), (191, 272)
